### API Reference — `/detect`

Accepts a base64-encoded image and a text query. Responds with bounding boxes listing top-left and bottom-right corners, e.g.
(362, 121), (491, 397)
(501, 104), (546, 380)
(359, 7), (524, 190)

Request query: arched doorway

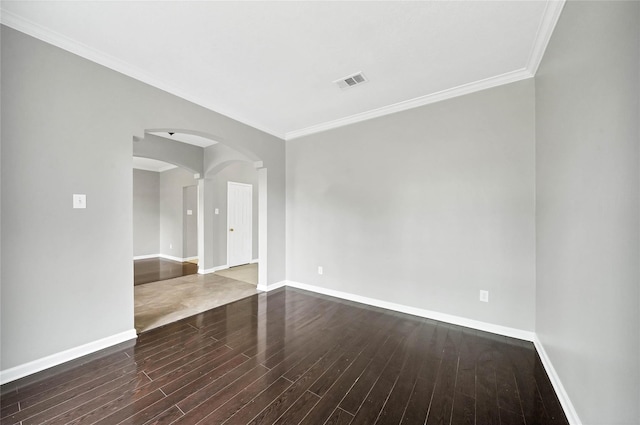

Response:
(132, 130), (269, 332)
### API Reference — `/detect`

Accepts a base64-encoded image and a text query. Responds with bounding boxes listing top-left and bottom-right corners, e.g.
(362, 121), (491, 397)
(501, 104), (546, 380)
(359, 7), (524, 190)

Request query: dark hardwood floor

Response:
(134, 258), (199, 286)
(0, 288), (569, 425)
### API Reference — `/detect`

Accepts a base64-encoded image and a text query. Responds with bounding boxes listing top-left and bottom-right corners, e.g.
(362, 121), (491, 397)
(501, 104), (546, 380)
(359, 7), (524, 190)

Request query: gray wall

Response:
(183, 185), (198, 259)
(535, 1), (640, 424)
(287, 79), (536, 331)
(205, 161), (259, 268)
(132, 169), (160, 257)
(133, 166), (198, 260)
(1, 25), (286, 371)
(159, 167), (198, 259)
(201, 143), (260, 271)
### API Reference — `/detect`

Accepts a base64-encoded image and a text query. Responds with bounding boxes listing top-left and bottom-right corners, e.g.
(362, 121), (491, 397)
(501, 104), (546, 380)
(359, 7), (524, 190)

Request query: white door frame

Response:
(257, 167), (267, 287)
(197, 179), (205, 272)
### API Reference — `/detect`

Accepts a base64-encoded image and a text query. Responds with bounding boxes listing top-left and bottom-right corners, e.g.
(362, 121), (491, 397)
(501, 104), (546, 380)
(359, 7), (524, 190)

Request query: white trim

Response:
(158, 254), (191, 262)
(133, 253), (160, 260)
(284, 1), (564, 141)
(133, 254), (198, 262)
(257, 280), (287, 292)
(525, 0), (566, 75)
(199, 260), (257, 275)
(257, 168), (268, 288)
(534, 336), (582, 425)
(250, 258), (259, 264)
(198, 264), (229, 275)
(285, 69), (533, 140)
(0, 329), (137, 384)
(279, 280), (583, 422)
(283, 280), (535, 341)
(159, 254), (183, 262)
(197, 179), (205, 278)
(0, 6), (565, 143)
(0, 9), (284, 140)
(265, 280), (581, 423)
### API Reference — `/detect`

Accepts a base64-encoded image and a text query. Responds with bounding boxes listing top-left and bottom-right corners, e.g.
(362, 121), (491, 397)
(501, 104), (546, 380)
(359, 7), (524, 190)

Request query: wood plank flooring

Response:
(134, 258), (198, 286)
(0, 288), (569, 425)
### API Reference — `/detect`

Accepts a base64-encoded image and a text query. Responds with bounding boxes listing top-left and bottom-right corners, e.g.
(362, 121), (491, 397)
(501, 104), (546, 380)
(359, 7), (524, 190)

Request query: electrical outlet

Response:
(318, 266), (323, 275)
(479, 290), (489, 302)
(169, 243), (173, 249)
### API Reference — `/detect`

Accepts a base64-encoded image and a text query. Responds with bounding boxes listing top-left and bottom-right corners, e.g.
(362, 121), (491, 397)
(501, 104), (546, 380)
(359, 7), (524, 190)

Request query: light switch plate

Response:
(479, 290), (489, 302)
(215, 208), (219, 215)
(73, 194), (86, 209)
(187, 209), (193, 215)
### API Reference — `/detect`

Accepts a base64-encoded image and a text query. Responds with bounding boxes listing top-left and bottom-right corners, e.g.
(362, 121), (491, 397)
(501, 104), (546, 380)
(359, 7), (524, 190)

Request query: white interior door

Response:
(227, 182), (252, 267)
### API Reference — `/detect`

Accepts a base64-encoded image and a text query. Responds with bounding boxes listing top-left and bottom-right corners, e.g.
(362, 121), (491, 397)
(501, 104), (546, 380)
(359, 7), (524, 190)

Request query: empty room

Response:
(1, 1), (638, 425)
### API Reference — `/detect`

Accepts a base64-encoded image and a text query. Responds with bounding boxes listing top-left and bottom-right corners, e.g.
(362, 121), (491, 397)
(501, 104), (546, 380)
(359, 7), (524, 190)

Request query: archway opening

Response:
(131, 129), (268, 333)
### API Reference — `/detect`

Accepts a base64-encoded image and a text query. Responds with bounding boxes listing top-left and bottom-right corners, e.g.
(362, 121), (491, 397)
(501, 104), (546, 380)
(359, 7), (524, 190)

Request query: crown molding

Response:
(285, 0), (565, 141)
(0, 9), (285, 140)
(2, 1), (565, 143)
(286, 68), (533, 140)
(525, 0), (566, 75)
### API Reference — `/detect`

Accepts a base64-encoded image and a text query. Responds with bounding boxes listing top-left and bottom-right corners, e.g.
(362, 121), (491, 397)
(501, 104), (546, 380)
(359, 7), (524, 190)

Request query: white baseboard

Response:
(199, 264), (229, 275)
(280, 280), (582, 423)
(133, 254), (198, 262)
(257, 280), (287, 292)
(159, 254), (190, 262)
(0, 329), (137, 385)
(283, 280), (535, 342)
(250, 258), (259, 264)
(534, 336), (582, 425)
(159, 254), (181, 261)
(133, 253), (160, 260)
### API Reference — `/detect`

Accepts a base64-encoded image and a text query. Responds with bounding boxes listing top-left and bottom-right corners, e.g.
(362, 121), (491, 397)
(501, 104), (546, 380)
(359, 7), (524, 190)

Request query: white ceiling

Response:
(1, 1), (565, 140)
(132, 157), (177, 173)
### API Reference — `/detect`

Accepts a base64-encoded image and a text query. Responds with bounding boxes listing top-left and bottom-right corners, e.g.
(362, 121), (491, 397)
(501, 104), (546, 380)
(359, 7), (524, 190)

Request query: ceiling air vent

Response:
(334, 72), (368, 90)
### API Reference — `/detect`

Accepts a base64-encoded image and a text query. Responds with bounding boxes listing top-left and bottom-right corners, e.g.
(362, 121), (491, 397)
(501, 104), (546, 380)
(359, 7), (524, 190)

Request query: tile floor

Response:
(214, 263), (258, 285)
(134, 264), (259, 333)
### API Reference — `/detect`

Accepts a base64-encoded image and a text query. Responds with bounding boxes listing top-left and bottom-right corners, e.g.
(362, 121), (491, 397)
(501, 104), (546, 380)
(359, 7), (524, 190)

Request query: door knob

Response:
(229, 228), (234, 232)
